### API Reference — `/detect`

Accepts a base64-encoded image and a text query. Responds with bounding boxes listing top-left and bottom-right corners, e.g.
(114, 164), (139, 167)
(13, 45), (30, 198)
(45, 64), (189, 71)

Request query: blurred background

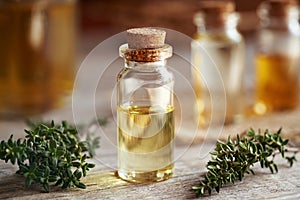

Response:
(78, 0), (289, 50)
(1, 0), (300, 118)
(79, 0), (263, 34)
(78, 0), (300, 57)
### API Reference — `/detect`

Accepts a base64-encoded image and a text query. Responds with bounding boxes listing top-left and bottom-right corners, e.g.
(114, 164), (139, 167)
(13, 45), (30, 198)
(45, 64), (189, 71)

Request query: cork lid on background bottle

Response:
(258, 0), (298, 18)
(194, 0), (236, 28)
(197, 0), (235, 14)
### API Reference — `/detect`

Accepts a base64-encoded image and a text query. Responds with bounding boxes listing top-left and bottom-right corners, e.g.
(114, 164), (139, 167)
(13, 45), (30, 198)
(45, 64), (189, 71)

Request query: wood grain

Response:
(1, 139), (300, 199)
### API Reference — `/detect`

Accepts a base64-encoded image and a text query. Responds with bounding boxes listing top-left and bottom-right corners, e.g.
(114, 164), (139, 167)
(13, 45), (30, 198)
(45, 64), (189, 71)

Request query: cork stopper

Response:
(259, 0), (298, 17)
(197, 0), (235, 14)
(126, 28), (166, 49)
(269, 0), (297, 16)
(194, 0), (236, 27)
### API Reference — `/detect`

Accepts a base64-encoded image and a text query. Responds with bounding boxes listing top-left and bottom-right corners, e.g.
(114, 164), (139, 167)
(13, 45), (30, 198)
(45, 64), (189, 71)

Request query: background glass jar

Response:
(191, 0), (245, 127)
(253, 0), (300, 115)
(117, 43), (174, 183)
(0, 0), (77, 117)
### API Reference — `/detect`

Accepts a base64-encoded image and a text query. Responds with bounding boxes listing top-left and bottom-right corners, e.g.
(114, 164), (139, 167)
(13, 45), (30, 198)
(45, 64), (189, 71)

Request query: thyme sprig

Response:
(193, 128), (298, 197)
(0, 120), (101, 192)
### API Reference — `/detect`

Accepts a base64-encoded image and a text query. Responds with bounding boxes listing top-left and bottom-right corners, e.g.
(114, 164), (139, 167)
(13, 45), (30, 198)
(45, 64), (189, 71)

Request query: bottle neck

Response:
(124, 60), (167, 71)
(194, 12), (239, 33)
(260, 14), (300, 34)
(119, 44), (173, 70)
(258, 3), (300, 32)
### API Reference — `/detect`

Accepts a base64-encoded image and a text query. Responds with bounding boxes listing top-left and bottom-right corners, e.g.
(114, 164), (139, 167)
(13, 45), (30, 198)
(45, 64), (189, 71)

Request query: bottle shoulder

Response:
(117, 66), (173, 84)
(194, 31), (243, 45)
(257, 27), (300, 37)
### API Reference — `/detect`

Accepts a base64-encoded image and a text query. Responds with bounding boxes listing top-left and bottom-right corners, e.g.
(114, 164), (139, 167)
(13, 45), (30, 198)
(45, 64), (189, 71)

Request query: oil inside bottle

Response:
(117, 105), (174, 183)
(254, 53), (299, 115)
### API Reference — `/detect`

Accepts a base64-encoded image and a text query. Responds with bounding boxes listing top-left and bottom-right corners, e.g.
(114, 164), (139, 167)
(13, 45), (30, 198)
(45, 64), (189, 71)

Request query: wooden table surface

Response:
(1, 32), (300, 199)
(1, 113), (300, 200)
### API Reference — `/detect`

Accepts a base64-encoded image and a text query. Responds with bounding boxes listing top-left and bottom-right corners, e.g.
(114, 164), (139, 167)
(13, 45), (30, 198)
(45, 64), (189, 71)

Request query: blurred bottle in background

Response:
(254, 0), (300, 115)
(191, 0), (245, 127)
(0, 0), (77, 118)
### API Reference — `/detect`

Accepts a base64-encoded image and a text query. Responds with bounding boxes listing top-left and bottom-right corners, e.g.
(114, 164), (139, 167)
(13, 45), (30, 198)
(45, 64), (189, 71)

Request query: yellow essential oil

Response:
(117, 105), (174, 183)
(254, 54), (299, 115)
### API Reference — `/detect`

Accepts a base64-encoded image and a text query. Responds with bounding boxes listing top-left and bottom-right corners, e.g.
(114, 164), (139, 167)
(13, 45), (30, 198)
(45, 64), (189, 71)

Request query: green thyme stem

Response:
(0, 120), (101, 192)
(192, 128), (299, 197)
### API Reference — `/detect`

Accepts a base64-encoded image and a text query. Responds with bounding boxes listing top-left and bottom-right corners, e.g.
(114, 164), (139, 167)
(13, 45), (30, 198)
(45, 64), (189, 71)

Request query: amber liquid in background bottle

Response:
(0, 1), (76, 117)
(254, 53), (299, 115)
(253, 0), (300, 115)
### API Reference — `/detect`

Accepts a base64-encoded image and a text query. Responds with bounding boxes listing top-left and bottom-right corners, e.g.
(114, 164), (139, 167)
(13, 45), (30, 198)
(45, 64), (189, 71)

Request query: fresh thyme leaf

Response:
(0, 120), (101, 192)
(192, 128), (299, 197)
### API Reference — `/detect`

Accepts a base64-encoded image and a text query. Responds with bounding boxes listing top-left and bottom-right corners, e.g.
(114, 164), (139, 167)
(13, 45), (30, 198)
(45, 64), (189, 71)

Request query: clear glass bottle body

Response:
(254, 1), (300, 115)
(0, 0), (77, 117)
(191, 12), (245, 127)
(117, 44), (174, 183)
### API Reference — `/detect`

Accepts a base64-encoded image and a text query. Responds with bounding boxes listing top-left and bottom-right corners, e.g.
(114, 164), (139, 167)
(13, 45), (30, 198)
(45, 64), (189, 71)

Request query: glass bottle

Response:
(0, 0), (77, 117)
(117, 29), (174, 183)
(254, 0), (300, 115)
(191, 1), (245, 127)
